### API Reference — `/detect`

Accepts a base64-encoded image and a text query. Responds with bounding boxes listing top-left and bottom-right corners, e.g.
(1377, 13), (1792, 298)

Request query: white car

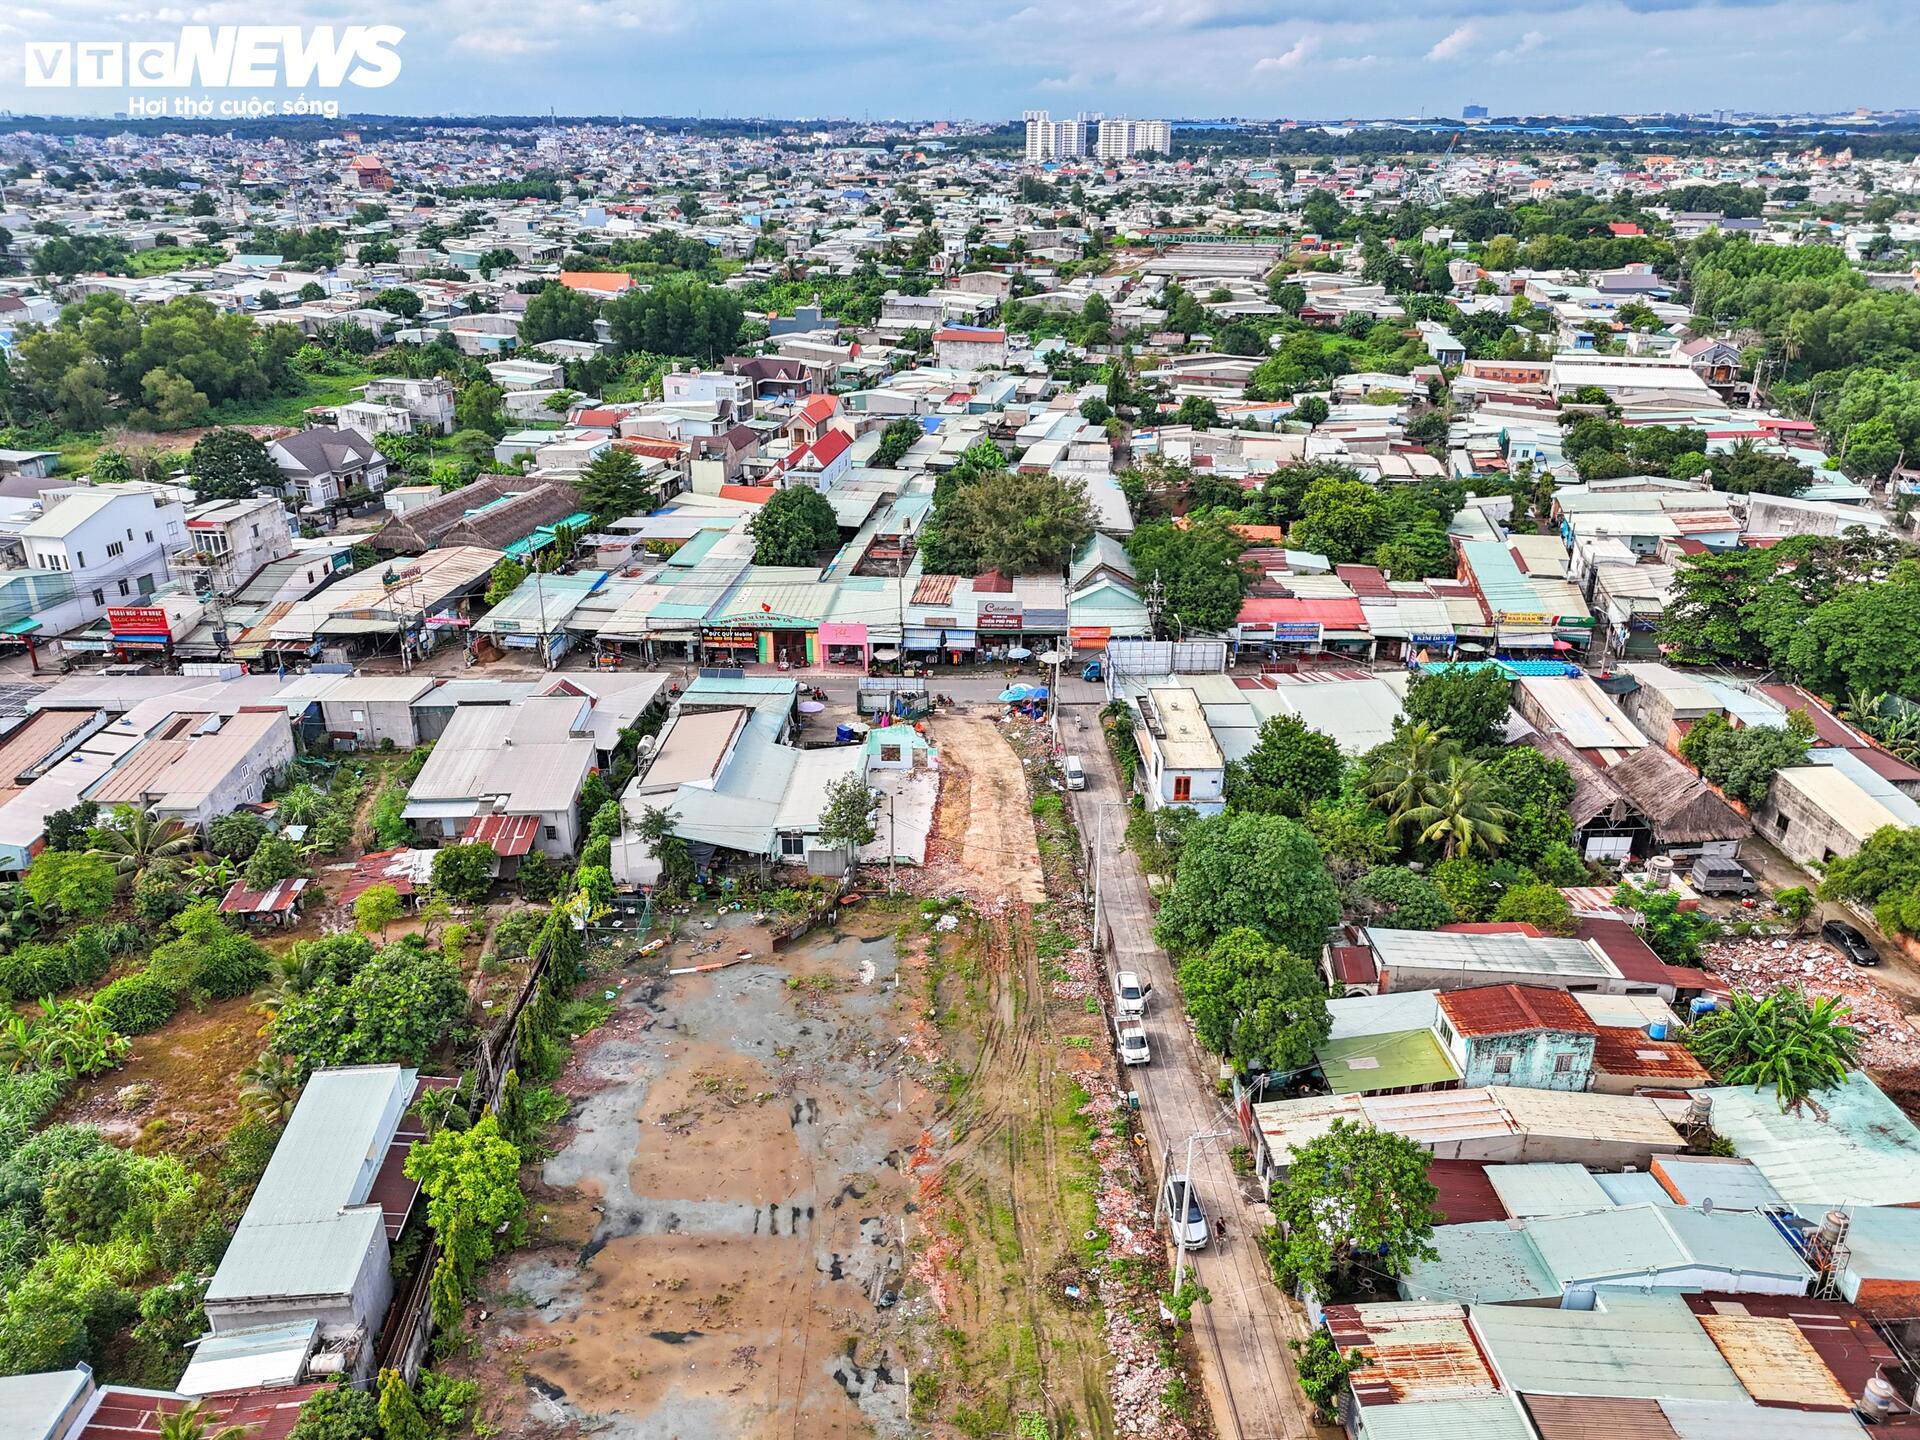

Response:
(1115, 969), (1151, 1018)
(1163, 1175), (1209, 1250)
(1118, 1021), (1150, 1066)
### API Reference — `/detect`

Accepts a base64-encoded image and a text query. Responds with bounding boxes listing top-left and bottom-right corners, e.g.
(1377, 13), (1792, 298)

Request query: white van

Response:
(1115, 969), (1151, 1018)
(1063, 754), (1086, 790)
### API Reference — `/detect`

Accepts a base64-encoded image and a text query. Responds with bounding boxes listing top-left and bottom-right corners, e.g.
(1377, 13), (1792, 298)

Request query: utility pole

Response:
(1172, 1128), (1234, 1297)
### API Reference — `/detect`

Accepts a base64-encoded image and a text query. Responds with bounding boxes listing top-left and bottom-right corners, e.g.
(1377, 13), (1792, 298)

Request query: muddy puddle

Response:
(477, 906), (928, 1439)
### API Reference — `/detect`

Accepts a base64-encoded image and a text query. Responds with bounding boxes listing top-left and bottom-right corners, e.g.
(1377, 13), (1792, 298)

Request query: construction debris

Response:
(1703, 934), (1920, 1070)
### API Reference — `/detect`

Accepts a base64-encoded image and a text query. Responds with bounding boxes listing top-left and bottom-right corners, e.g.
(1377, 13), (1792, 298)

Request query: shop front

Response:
(817, 621), (870, 670)
(905, 614), (976, 667)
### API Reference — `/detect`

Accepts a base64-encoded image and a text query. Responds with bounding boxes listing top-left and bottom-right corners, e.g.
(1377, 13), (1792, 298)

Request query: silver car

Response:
(1163, 1175), (1209, 1250)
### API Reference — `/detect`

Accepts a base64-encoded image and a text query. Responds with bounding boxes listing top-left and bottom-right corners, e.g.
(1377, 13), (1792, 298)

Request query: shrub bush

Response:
(95, 972), (178, 1035)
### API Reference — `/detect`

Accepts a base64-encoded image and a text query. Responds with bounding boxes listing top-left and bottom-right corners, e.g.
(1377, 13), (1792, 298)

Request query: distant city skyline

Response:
(2, 0), (1916, 122)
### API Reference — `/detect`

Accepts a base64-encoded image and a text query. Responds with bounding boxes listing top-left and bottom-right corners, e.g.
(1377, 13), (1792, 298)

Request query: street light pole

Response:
(1173, 1127), (1234, 1296)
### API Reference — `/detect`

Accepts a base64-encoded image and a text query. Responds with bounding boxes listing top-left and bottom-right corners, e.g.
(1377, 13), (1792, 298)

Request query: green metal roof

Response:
(1486, 1162), (1615, 1219)
(1705, 1071), (1920, 1207)
(1316, 1029), (1459, 1096)
(1468, 1292), (1749, 1402)
(1401, 1220), (1559, 1304)
(1358, 1396), (1534, 1440)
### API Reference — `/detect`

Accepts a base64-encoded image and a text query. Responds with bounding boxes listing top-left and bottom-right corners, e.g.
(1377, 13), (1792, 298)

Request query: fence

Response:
(376, 907), (589, 1380)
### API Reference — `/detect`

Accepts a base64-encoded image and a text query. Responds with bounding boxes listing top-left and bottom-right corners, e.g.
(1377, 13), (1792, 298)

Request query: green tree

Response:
(454, 380), (504, 438)
(1819, 825), (1920, 935)
(432, 843), (495, 902)
(1787, 560), (1920, 702)
(604, 274), (744, 361)
(23, 851), (117, 921)
(1126, 518), (1249, 635)
(1226, 715), (1345, 818)
(1401, 667), (1512, 753)
(1613, 881), (1717, 965)
(577, 446), (657, 524)
(748, 486), (841, 566)
(403, 1112), (525, 1296)
(374, 287), (422, 320)
(269, 939), (466, 1076)
(88, 810), (196, 885)
(1483, 747), (1579, 874)
(43, 802), (99, 853)
(518, 282), (598, 345)
(157, 1399), (250, 1440)
(189, 429), (279, 501)
(1353, 867), (1454, 930)
(1397, 755), (1515, 859)
(1175, 927), (1329, 1071)
(1293, 395), (1329, 427)
(1491, 882), (1577, 935)
(1290, 1330), (1370, 1427)
(291, 1382), (383, 1440)
(1678, 710), (1815, 805)
(485, 556), (528, 607)
(1686, 986), (1862, 1111)
(818, 774), (880, 867)
(354, 882), (404, 940)
(1265, 1120), (1440, 1298)
(207, 811), (267, 862)
(918, 468), (1095, 576)
(1287, 476), (1389, 566)
(1153, 811), (1343, 960)
(243, 835), (302, 891)
(377, 1370), (431, 1440)
(871, 417), (923, 469)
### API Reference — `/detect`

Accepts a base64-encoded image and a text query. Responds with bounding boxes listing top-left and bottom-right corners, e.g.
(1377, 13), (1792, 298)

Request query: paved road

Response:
(1063, 710), (1320, 1440)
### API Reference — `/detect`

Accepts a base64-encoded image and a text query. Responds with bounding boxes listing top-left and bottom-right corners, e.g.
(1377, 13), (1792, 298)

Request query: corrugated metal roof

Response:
(1325, 1301), (1500, 1406)
(1659, 1399), (1871, 1439)
(1487, 1163), (1614, 1219)
(1704, 1072), (1920, 1208)
(1473, 1293), (1749, 1401)
(1357, 1395), (1535, 1440)
(1317, 1029), (1460, 1095)
(1693, 1311), (1852, 1409)
(1523, 1394), (1680, 1440)
(1438, 984), (1598, 1038)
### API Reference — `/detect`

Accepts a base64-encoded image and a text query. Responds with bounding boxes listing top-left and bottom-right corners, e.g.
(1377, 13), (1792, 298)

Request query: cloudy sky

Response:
(2, 0), (1915, 122)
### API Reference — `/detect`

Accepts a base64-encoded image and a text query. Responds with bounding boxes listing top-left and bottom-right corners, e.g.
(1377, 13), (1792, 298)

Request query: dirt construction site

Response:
(456, 712), (1196, 1440)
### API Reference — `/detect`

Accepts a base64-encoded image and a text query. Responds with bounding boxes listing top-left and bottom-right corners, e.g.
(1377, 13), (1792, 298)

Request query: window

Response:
(73, 550), (84, 567)
(544, 825), (557, 840)
(125, 528), (132, 540)
(1172, 775), (1192, 803)
(781, 833), (805, 858)
(881, 744), (902, 763)
(1774, 812), (1790, 836)
(117, 580), (130, 597)
(106, 541), (124, 559)
(1493, 1053), (1515, 1076)
(1554, 1053), (1576, 1074)
(91, 589), (104, 606)
(145, 530), (153, 543)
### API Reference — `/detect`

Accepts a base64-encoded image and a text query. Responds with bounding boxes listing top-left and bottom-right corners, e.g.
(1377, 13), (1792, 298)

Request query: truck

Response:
(1690, 854), (1755, 897)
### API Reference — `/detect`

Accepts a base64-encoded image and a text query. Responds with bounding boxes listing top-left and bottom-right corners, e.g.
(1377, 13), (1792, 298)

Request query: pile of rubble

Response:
(1703, 936), (1920, 1069)
(1049, 945), (1101, 1004)
(1075, 1077), (1198, 1438)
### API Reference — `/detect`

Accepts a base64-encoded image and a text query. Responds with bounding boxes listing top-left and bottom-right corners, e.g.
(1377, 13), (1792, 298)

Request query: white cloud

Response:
(1492, 29), (1544, 62)
(1254, 36), (1317, 73)
(452, 32), (559, 56)
(1424, 23), (1474, 62)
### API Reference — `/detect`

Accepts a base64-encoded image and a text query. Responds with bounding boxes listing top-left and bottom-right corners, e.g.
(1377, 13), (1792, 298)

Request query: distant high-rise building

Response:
(1095, 116), (1172, 160)
(1023, 109), (1094, 162)
(1462, 104), (1489, 119)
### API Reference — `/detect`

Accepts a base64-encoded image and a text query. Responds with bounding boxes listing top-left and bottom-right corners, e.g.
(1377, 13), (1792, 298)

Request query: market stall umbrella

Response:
(1006, 645), (1033, 660)
(1037, 650), (1066, 666)
(798, 700), (826, 713)
(998, 685), (1039, 702)
(872, 646), (901, 661)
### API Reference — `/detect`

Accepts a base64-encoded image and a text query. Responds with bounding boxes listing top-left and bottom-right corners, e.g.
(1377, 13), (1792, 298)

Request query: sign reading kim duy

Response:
(24, 26), (405, 120)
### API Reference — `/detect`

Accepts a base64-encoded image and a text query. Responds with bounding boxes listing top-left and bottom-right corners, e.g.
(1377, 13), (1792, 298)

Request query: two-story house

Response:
(181, 496), (295, 596)
(268, 428), (389, 509)
(17, 484), (186, 615)
(1129, 685), (1227, 816)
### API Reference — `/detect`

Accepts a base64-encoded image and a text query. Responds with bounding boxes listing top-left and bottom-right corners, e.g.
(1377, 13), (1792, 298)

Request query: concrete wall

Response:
(321, 697), (420, 749)
(1756, 774), (1870, 866)
(1453, 1029), (1595, 1092)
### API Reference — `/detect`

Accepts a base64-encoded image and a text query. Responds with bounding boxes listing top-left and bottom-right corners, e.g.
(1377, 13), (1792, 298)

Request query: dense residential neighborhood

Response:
(6, 62), (1920, 1440)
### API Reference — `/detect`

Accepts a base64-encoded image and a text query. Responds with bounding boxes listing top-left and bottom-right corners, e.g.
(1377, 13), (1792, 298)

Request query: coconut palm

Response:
(88, 810), (197, 884)
(1366, 723), (1456, 835)
(1686, 987), (1862, 1111)
(1400, 755), (1515, 860)
(157, 1400), (250, 1440)
(238, 1052), (303, 1126)
(248, 948), (320, 1032)
(409, 1085), (470, 1139)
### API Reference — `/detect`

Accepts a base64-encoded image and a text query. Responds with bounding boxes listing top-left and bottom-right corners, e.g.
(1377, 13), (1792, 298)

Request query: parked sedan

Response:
(1163, 1175), (1209, 1250)
(1822, 919), (1879, 967)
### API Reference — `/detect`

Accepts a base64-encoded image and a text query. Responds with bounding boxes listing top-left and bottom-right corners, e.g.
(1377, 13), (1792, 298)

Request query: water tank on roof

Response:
(1646, 855), (1674, 891)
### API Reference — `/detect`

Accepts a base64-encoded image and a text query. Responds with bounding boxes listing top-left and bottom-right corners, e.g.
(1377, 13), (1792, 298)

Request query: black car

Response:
(1822, 919), (1879, 967)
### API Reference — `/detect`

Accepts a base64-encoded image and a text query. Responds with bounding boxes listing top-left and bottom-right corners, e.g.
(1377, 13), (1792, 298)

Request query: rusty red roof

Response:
(463, 812), (540, 858)
(1323, 1300), (1500, 1407)
(1429, 1159), (1509, 1224)
(1682, 1292), (1910, 1420)
(1329, 944), (1378, 986)
(78, 1386), (324, 1440)
(1436, 984), (1597, 1038)
(1590, 1027), (1711, 1084)
(366, 1073), (459, 1240)
(218, 876), (309, 915)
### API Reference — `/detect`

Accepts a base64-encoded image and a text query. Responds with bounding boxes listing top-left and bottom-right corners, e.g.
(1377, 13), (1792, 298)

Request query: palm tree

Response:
(409, 1085), (469, 1139)
(1400, 755), (1516, 859)
(1686, 987), (1862, 1111)
(1366, 723), (1455, 835)
(248, 949), (319, 1032)
(157, 1400), (249, 1440)
(238, 1052), (303, 1125)
(89, 810), (197, 884)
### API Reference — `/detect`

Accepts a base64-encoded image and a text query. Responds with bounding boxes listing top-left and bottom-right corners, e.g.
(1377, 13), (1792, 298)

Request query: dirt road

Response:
(1068, 725), (1326, 1440)
(932, 713), (1047, 904)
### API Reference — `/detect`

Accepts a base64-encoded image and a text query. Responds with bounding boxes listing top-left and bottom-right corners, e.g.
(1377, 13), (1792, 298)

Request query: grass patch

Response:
(206, 362), (378, 426)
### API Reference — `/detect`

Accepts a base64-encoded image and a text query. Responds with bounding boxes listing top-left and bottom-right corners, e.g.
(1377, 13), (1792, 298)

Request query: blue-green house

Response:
(1434, 985), (1597, 1092)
